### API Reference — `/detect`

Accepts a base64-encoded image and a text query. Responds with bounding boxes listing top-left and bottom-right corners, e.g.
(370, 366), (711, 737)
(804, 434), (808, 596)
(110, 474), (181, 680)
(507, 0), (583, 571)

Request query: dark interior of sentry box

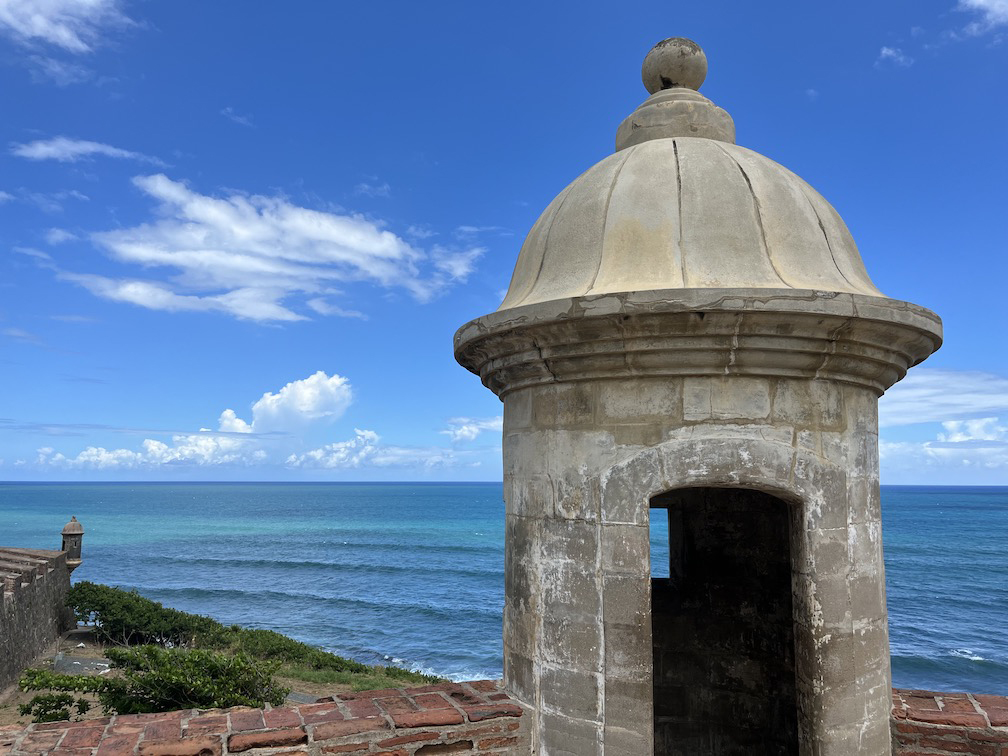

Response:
(651, 487), (799, 755)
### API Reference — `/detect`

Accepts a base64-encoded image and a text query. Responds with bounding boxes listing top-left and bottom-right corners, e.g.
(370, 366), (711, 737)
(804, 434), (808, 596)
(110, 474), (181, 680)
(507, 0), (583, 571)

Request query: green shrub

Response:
(65, 582), (438, 683)
(66, 582), (216, 647)
(18, 692), (90, 723)
(101, 646), (289, 713)
(19, 646), (288, 721)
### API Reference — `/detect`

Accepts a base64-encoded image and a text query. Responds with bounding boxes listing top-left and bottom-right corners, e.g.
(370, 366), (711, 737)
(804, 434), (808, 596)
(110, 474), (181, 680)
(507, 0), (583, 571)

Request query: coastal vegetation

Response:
(18, 582), (439, 722)
(20, 646), (287, 722)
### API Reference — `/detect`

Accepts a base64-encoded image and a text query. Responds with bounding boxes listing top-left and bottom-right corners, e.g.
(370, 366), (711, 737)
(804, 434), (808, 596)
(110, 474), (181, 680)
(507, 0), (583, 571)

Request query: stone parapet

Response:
(891, 689), (1008, 755)
(0, 681), (529, 755)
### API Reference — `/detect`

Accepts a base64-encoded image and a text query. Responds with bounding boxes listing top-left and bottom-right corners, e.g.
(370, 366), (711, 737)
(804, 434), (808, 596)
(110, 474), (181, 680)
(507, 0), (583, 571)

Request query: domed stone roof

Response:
(62, 515), (83, 535)
(498, 38), (883, 311)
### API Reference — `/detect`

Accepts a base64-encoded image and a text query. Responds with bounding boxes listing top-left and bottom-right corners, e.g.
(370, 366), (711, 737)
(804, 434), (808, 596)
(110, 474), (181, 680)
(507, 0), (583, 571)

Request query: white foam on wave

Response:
(950, 648), (986, 661)
(383, 654), (494, 682)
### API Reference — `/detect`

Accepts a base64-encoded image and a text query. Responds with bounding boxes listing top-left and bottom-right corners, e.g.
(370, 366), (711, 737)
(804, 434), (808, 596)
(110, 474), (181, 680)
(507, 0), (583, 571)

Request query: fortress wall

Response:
(0, 548), (75, 691)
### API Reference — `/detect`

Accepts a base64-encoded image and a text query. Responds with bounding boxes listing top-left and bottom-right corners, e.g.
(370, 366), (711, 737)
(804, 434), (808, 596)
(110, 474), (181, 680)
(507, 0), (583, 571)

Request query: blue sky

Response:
(0, 0), (1006, 483)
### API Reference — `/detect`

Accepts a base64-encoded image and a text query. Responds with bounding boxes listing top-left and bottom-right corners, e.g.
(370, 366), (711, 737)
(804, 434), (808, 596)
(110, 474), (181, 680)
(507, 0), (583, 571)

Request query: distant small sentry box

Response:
(61, 515), (84, 572)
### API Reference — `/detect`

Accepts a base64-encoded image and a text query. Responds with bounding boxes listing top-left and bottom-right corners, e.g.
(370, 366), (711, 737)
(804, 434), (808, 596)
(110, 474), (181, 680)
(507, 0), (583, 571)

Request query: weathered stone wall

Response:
(0, 548), (74, 691)
(502, 374), (890, 754)
(651, 488), (797, 754)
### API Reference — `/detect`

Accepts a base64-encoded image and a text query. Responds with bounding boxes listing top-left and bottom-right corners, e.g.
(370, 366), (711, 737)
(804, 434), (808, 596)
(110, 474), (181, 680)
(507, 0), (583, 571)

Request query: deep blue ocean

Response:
(0, 483), (1005, 694)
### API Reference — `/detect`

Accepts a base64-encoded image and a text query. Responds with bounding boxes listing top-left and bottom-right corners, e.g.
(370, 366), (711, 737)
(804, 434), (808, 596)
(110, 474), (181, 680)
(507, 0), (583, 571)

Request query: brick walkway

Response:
(5, 685), (1006, 755)
(892, 689), (1008, 755)
(0, 680), (528, 756)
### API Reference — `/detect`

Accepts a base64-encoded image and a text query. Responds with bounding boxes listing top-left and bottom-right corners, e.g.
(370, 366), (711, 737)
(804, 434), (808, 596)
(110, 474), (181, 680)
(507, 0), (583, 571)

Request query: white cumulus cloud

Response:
(938, 417), (1007, 442)
(880, 432), (1008, 483)
(51, 174), (483, 321)
(228, 370), (353, 434)
(879, 369), (1008, 482)
(35, 371), (352, 469)
(31, 371), (462, 473)
(39, 434), (267, 470)
(285, 429), (381, 469)
(286, 430), (458, 469)
(442, 416), (503, 442)
(11, 137), (163, 165)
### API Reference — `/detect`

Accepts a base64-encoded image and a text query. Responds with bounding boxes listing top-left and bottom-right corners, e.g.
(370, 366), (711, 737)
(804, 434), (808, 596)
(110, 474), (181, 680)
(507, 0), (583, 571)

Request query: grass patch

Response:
(279, 665), (433, 691)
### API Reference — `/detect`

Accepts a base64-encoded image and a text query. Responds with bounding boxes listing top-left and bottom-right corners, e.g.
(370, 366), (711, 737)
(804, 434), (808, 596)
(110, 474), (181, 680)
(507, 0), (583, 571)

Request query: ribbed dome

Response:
(498, 37), (883, 312)
(498, 137), (882, 310)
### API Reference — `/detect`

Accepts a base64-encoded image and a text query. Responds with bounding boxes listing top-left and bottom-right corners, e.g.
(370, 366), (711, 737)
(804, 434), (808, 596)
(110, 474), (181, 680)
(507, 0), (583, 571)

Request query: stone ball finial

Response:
(642, 37), (707, 93)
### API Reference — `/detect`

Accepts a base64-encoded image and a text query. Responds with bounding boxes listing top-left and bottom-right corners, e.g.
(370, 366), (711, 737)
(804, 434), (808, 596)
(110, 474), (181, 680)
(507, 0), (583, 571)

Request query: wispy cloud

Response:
(406, 225), (436, 240)
(804, 88), (819, 101)
(0, 0), (133, 84)
(2, 327), (43, 345)
(0, 190), (14, 203)
(0, 418), (268, 438)
(958, 0), (1008, 33)
(16, 188), (90, 213)
(53, 173), (483, 321)
(880, 369), (1008, 427)
(50, 314), (96, 323)
(881, 430), (1008, 482)
(13, 247), (53, 262)
(432, 245), (484, 280)
(354, 180), (391, 198)
(876, 46), (915, 67)
(220, 107), (254, 127)
(11, 136), (164, 165)
(45, 228), (78, 244)
(27, 54), (91, 85)
(305, 298), (366, 319)
(454, 225), (511, 240)
(441, 416), (503, 443)
(0, 0), (132, 53)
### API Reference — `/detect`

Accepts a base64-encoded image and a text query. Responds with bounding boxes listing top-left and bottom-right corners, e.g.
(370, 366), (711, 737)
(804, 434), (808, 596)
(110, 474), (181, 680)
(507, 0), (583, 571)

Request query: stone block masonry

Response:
(0, 548), (75, 691)
(0, 680), (529, 755)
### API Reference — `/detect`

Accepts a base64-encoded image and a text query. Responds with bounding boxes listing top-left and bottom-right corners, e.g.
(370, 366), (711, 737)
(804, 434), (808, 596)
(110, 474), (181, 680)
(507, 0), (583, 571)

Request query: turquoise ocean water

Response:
(0, 483), (1005, 694)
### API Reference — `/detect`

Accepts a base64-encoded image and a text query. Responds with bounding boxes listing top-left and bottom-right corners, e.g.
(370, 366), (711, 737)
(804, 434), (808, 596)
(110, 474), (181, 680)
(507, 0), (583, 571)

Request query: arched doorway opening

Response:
(650, 487), (799, 755)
